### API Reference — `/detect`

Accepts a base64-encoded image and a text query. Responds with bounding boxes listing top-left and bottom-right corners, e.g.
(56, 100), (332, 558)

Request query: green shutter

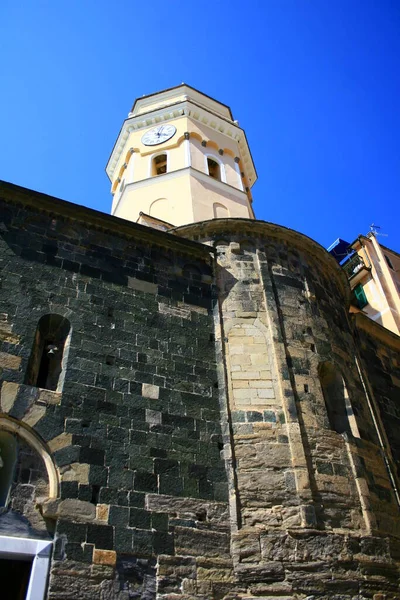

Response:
(354, 284), (368, 309)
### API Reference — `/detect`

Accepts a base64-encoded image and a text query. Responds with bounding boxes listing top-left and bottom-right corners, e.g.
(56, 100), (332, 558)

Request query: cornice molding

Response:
(0, 180), (213, 260)
(171, 218), (351, 305)
(120, 166), (248, 195)
(112, 167), (250, 218)
(106, 100), (257, 188)
(130, 84), (233, 120)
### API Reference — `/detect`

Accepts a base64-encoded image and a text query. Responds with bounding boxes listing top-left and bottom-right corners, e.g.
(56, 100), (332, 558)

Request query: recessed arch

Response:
(149, 198), (172, 222)
(318, 362), (359, 437)
(0, 417), (58, 498)
(213, 203), (229, 218)
(225, 321), (274, 413)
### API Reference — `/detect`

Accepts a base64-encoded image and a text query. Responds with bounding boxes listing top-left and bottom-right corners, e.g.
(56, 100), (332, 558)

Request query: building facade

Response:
(0, 86), (400, 599)
(329, 234), (400, 336)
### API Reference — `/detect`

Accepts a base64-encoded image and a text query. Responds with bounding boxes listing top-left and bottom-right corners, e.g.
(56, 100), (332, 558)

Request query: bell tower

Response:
(106, 85), (257, 229)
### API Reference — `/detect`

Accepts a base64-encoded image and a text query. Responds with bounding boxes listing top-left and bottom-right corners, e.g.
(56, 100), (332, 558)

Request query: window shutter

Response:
(354, 284), (368, 309)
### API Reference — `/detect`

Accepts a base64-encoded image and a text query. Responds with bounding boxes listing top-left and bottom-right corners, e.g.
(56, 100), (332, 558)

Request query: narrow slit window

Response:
(26, 314), (71, 392)
(207, 158), (221, 181)
(152, 154), (167, 176)
(318, 362), (359, 437)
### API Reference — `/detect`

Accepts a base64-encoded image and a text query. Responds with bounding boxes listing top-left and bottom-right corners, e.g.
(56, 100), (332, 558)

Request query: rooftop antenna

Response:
(369, 224), (388, 237)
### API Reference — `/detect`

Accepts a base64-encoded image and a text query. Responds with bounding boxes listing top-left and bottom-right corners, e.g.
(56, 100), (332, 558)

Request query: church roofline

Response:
(171, 218), (351, 306)
(354, 312), (400, 348)
(0, 180), (214, 261)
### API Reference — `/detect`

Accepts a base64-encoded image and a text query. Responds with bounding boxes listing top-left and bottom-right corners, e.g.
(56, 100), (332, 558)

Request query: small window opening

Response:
(105, 355), (115, 366)
(385, 254), (394, 270)
(353, 284), (368, 309)
(304, 384), (309, 393)
(26, 314), (71, 392)
(207, 158), (221, 181)
(91, 485), (100, 505)
(0, 431), (18, 506)
(152, 154), (167, 176)
(195, 508), (207, 521)
(318, 362), (358, 436)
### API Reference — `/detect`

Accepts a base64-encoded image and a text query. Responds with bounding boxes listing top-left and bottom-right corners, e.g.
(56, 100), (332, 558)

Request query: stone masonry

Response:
(0, 181), (400, 599)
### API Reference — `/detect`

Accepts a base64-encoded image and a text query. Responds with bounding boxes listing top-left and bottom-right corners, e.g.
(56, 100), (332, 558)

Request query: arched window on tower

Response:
(26, 314), (71, 392)
(152, 154), (167, 176)
(318, 362), (359, 437)
(0, 431), (18, 506)
(207, 158), (221, 181)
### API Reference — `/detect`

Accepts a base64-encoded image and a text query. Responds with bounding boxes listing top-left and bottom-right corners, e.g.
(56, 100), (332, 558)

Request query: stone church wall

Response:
(0, 185), (230, 598)
(1, 183), (400, 599)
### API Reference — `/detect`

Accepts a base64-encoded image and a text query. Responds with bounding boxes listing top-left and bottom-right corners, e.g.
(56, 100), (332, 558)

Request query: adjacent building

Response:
(329, 233), (400, 336)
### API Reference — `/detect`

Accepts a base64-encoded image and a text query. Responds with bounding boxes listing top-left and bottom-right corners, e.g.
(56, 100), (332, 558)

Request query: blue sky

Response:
(1, 0), (399, 252)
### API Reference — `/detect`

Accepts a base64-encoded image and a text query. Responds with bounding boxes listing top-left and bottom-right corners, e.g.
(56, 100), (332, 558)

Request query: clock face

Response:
(141, 124), (177, 146)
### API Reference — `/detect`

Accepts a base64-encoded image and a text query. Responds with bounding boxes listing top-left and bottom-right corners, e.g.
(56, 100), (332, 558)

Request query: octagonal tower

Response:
(106, 84), (257, 228)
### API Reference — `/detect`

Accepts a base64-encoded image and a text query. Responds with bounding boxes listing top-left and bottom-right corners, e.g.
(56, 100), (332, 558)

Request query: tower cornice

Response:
(106, 100), (257, 188)
(130, 83), (234, 119)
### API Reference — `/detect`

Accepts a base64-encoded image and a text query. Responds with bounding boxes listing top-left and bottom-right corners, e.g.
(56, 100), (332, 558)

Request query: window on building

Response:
(353, 284), (368, 309)
(26, 314), (71, 391)
(385, 254), (394, 270)
(0, 431), (18, 506)
(152, 154), (167, 176)
(318, 362), (355, 436)
(207, 158), (221, 181)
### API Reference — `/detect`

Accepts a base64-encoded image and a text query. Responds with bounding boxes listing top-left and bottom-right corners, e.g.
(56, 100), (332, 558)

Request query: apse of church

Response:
(0, 85), (400, 599)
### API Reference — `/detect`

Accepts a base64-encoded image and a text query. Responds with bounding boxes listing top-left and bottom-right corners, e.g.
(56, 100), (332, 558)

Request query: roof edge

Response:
(130, 83), (233, 119)
(171, 218), (351, 305)
(0, 180), (214, 259)
(354, 312), (400, 350)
